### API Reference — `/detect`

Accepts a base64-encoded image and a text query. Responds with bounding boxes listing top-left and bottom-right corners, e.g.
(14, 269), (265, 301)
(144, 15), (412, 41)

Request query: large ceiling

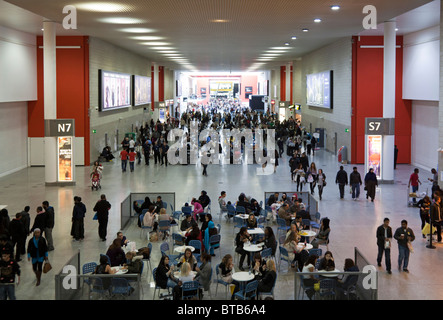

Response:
(2, 0), (437, 72)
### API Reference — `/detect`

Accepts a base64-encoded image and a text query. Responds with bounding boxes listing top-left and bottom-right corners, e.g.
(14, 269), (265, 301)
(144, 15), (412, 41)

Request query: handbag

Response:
(43, 260), (52, 273)
(323, 181), (327, 187)
(93, 212), (98, 220)
(307, 174), (314, 183)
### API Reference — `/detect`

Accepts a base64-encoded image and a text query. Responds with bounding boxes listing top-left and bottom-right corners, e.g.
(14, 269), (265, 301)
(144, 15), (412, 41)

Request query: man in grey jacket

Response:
(393, 220), (415, 273)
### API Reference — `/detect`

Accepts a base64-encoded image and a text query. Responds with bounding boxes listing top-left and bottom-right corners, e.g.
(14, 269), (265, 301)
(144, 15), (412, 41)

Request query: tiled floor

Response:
(2, 147), (440, 300)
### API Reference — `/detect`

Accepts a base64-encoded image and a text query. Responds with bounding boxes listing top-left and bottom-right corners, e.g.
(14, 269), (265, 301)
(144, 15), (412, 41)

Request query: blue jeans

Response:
(412, 185), (419, 202)
(398, 245), (410, 270)
(0, 284), (16, 300)
(352, 183), (360, 199)
(121, 160), (127, 172)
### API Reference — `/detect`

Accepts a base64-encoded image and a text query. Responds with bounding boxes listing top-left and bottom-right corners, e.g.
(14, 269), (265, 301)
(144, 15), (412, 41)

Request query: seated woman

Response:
(177, 248), (198, 271)
(123, 252), (143, 274)
(219, 254), (241, 300)
(203, 216), (218, 257)
(302, 254), (319, 300)
(155, 255), (178, 292)
(105, 239), (126, 267)
(251, 253), (266, 280)
(158, 208), (175, 240)
(94, 254), (116, 290)
(142, 205), (158, 233)
(235, 227), (253, 271)
(257, 226), (277, 257)
(311, 218), (331, 249)
(257, 259), (277, 296)
(283, 231), (308, 270)
(133, 201), (143, 227)
(336, 258), (360, 299)
(191, 198), (204, 222)
(246, 214), (257, 229)
(195, 253), (212, 298)
(317, 251), (335, 271)
(184, 225), (203, 253)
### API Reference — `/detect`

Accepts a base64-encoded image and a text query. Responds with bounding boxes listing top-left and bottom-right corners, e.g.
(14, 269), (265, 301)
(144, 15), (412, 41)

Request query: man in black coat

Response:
(93, 194), (112, 241)
(71, 196), (86, 241)
(42, 201), (55, 251)
(376, 218), (392, 274)
(430, 195), (442, 243)
(335, 166), (348, 199)
(8, 212), (26, 262)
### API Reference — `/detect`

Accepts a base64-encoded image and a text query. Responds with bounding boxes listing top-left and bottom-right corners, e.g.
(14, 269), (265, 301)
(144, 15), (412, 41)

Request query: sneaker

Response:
(403, 269), (409, 273)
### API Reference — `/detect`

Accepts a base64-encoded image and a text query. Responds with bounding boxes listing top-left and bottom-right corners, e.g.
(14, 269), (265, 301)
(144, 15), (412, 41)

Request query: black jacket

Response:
(93, 200), (112, 221)
(27, 236), (48, 259)
(349, 172), (362, 185)
(199, 193), (210, 209)
(31, 213), (46, 232)
(376, 225), (393, 246)
(45, 206), (55, 229)
(72, 202), (87, 220)
(335, 169), (348, 185)
(155, 264), (171, 289)
(8, 219), (25, 240)
(430, 203), (442, 224)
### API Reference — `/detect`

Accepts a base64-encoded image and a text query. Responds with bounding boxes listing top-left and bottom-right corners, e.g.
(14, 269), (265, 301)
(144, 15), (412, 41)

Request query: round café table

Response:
(232, 271), (255, 293)
(174, 245), (195, 254)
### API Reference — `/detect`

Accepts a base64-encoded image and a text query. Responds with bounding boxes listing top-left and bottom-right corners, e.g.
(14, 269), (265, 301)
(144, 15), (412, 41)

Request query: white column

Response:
(43, 21), (57, 184)
(382, 20), (396, 183)
(151, 62), (159, 121)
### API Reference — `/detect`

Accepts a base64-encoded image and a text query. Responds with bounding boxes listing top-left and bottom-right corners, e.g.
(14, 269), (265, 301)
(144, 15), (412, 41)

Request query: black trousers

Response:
(144, 152), (150, 165)
(161, 154), (168, 166)
(434, 221), (442, 242)
(72, 218), (84, 240)
(236, 248), (250, 268)
(338, 184), (345, 198)
(154, 152), (161, 164)
(98, 218), (108, 240)
(10, 237), (23, 260)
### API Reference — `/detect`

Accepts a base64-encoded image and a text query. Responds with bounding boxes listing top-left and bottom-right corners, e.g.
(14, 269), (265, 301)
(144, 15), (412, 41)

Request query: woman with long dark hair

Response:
(27, 229), (48, 286)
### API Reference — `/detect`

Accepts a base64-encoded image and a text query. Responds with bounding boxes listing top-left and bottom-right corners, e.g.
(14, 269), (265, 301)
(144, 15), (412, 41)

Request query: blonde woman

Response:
(283, 231), (305, 268)
(158, 207), (175, 240)
(178, 262), (194, 283)
(257, 259), (277, 296)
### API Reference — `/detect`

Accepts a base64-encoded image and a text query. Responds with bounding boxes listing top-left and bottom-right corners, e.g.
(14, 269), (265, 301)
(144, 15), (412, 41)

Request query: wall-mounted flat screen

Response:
(133, 75), (151, 106)
(99, 70), (132, 111)
(306, 70), (333, 109)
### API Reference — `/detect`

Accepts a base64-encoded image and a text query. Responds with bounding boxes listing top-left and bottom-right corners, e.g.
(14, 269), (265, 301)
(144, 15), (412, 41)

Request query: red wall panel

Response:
(28, 36), (90, 165)
(351, 36), (411, 164)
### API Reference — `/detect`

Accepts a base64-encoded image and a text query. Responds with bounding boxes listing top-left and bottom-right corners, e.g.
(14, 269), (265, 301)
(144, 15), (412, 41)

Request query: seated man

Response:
(236, 194), (252, 214)
(123, 252), (143, 274)
(278, 203), (293, 226)
(296, 204), (311, 221)
(154, 196), (164, 214)
(180, 214), (197, 232)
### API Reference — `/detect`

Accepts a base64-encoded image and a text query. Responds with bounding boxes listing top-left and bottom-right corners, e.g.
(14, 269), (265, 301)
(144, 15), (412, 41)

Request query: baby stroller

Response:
(91, 171), (101, 191)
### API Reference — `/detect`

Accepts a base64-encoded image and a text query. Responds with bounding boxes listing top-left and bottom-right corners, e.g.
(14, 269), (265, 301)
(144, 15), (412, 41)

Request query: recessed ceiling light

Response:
(119, 27), (156, 33)
(291, 36), (297, 40)
(265, 50), (285, 53)
(395, 28), (399, 31)
(270, 47), (292, 50)
(140, 42), (171, 46)
(157, 51), (178, 54)
(163, 54), (182, 57)
(76, 2), (129, 12)
(210, 19), (230, 23)
(302, 28), (309, 32)
(314, 18), (322, 23)
(131, 36), (164, 41)
(151, 47), (176, 51)
(331, 5), (340, 10)
(284, 42), (290, 46)
(98, 17), (145, 24)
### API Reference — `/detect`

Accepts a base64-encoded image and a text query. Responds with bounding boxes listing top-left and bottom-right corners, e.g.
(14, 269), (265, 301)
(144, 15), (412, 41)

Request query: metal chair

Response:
(309, 248), (322, 257)
(261, 247), (272, 260)
(209, 234), (221, 256)
(278, 246), (290, 272)
(181, 206), (192, 218)
(172, 233), (185, 248)
(89, 277), (109, 300)
(234, 280), (258, 300)
(215, 263), (230, 299)
(160, 242), (180, 264)
(82, 262), (97, 296)
(235, 205), (246, 215)
(158, 220), (171, 240)
(319, 279), (336, 300)
(297, 273), (315, 300)
(276, 217), (290, 238)
(216, 223), (221, 234)
(110, 277), (133, 299)
(226, 204), (236, 221)
(257, 216), (266, 229)
(181, 281), (200, 300)
(188, 240), (202, 254)
(139, 213), (152, 239)
(233, 216), (244, 234)
(199, 266), (213, 299)
(142, 242), (153, 283)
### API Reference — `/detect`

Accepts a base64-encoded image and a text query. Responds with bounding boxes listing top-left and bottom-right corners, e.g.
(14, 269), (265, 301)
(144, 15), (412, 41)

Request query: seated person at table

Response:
(154, 196), (164, 214)
(278, 203), (293, 226)
(191, 198), (204, 222)
(283, 231), (308, 270)
(156, 255), (178, 291)
(140, 196), (153, 211)
(251, 253), (266, 280)
(296, 203), (311, 221)
(158, 208), (176, 240)
(184, 226), (203, 253)
(201, 213), (213, 234)
(143, 205), (158, 233)
(336, 258), (360, 299)
(218, 254), (241, 300)
(94, 255), (116, 290)
(302, 254), (319, 300)
(286, 222), (299, 240)
(117, 231), (128, 247)
(177, 248), (198, 271)
(318, 251), (335, 271)
(218, 191), (227, 212)
(180, 214), (197, 233)
(246, 214), (257, 229)
(311, 218), (331, 249)
(173, 262), (197, 300)
(257, 226), (277, 256)
(203, 217), (218, 256)
(195, 253), (212, 298)
(133, 201), (143, 227)
(266, 192), (279, 207)
(235, 227), (253, 271)
(106, 239), (126, 267)
(236, 194), (252, 214)
(257, 259), (277, 295)
(123, 252), (143, 274)
(249, 197), (262, 217)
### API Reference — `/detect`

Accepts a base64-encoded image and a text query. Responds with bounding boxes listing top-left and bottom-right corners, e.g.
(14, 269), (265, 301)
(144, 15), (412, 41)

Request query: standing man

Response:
(310, 136), (317, 156)
(408, 168), (422, 204)
(153, 140), (161, 165)
(128, 148), (137, 173)
(393, 220), (415, 273)
(376, 218), (392, 274)
(93, 194), (112, 242)
(143, 139), (151, 166)
(8, 213), (26, 262)
(349, 167), (363, 201)
(19, 206), (30, 256)
(430, 195), (442, 243)
(71, 196), (86, 242)
(42, 201), (54, 251)
(120, 148), (128, 173)
(335, 166), (348, 199)
(0, 251), (20, 300)
(161, 141), (169, 166)
(428, 168), (440, 199)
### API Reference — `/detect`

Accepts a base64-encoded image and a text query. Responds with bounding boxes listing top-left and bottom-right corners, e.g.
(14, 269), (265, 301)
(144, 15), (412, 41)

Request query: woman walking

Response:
(27, 229), (48, 286)
(316, 169), (326, 201)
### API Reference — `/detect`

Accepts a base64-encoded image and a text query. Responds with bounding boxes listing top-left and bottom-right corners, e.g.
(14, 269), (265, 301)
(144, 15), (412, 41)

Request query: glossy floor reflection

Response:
(1, 148), (440, 300)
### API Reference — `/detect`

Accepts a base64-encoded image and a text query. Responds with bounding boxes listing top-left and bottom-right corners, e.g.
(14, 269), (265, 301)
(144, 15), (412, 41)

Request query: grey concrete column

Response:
(43, 21), (57, 184)
(382, 20), (396, 183)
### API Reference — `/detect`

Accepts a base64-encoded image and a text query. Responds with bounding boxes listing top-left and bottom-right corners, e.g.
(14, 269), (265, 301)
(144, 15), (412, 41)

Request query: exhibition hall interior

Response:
(1, 0), (443, 301)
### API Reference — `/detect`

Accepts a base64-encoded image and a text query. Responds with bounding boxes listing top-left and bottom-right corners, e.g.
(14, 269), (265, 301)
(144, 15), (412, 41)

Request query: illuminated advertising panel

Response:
(57, 136), (73, 182)
(367, 135), (382, 179)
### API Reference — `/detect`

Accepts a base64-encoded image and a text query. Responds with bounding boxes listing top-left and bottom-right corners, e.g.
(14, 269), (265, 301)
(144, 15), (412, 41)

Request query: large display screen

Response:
(306, 70), (333, 109)
(57, 136), (73, 182)
(366, 135), (382, 179)
(133, 75), (151, 106)
(99, 70), (132, 111)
